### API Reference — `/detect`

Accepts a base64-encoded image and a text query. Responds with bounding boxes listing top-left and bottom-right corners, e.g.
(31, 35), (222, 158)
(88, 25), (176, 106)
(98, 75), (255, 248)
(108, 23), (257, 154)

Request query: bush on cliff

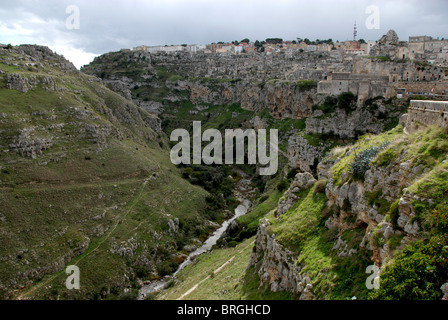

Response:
(369, 235), (448, 300)
(337, 91), (357, 112)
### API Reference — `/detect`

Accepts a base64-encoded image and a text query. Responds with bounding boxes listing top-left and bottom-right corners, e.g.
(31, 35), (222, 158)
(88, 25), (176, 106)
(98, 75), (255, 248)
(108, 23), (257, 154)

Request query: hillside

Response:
(81, 47), (448, 301)
(0, 45), (218, 299)
(2, 43), (447, 301)
(154, 123), (448, 301)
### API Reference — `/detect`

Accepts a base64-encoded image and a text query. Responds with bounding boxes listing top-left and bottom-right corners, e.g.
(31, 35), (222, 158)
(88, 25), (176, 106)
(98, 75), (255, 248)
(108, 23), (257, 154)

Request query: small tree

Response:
(337, 91), (357, 111)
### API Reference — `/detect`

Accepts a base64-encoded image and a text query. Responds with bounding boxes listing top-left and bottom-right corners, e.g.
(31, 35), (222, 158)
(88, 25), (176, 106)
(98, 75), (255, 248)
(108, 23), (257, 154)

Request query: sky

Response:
(1, 0), (447, 69)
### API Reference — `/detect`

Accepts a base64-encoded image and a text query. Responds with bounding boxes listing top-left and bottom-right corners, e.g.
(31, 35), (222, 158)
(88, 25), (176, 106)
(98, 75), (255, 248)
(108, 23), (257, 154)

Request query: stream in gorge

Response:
(137, 199), (252, 299)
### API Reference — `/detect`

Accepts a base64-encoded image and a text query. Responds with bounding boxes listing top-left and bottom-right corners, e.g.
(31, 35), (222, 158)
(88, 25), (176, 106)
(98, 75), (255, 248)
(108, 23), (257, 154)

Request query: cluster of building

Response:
(134, 31), (448, 68)
(369, 30), (448, 66)
(133, 40), (373, 56)
(132, 30), (448, 105)
(318, 31), (448, 104)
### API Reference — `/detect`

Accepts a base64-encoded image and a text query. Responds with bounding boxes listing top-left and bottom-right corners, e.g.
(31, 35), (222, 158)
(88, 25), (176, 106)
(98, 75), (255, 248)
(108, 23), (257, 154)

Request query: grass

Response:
(158, 237), (292, 300)
(263, 181), (372, 300)
(408, 161), (448, 201)
(269, 187), (327, 253)
(329, 125), (403, 186)
(0, 52), (217, 299)
(372, 148), (397, 167)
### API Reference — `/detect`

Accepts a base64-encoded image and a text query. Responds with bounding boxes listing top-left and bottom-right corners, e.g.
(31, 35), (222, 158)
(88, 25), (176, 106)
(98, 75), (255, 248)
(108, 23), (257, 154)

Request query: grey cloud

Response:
(1, 0), (447, 67)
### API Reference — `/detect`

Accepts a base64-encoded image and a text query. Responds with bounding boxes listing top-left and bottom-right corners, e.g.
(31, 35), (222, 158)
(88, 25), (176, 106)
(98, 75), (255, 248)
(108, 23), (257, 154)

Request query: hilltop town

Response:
(134, 30), (448, 67)
(127, 30), (448, 112)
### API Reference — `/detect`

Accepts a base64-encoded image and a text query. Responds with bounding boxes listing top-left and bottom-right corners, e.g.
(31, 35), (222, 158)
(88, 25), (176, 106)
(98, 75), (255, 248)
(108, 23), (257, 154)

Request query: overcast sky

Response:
(1, 0), (447, 69)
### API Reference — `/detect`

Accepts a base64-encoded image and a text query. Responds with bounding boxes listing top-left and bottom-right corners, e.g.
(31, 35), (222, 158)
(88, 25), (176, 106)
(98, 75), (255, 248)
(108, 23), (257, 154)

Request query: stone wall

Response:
(405, 100), (448, 133)
(400, 82), (448, 96)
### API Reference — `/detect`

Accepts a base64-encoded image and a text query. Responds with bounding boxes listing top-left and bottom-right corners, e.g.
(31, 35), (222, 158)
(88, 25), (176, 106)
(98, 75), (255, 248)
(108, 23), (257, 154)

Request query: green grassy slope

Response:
(158, 237), (291, 300)
(0, 46), (213, 300)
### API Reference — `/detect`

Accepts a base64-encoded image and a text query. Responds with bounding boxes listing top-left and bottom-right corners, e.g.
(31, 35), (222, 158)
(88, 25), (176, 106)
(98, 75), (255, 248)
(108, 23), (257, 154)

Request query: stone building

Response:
(318, 72), (393, 104)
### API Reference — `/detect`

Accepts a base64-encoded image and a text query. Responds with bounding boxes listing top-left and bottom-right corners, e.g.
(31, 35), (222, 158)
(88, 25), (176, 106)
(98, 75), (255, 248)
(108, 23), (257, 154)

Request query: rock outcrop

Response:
(249, 219), (313, 299)
(277, 172), (316, 216)
(287, 135), (326, 173)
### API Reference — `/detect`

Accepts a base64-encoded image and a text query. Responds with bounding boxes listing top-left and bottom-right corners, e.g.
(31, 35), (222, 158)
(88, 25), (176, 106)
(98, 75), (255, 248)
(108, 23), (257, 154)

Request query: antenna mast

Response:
(353, 21), (358, 41)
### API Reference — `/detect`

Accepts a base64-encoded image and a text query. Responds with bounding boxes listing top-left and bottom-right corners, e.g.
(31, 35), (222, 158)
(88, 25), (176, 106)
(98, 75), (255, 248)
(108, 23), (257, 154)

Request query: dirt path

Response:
(175, 241), (254, 300)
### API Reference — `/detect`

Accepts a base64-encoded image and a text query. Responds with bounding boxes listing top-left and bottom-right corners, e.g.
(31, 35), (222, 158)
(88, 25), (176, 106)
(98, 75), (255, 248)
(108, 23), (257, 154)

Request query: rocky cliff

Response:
(250, 122), (448, 300)
(82, 50), (408, 177)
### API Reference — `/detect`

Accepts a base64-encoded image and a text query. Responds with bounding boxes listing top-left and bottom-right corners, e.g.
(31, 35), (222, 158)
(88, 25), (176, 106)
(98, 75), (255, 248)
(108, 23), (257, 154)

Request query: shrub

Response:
(120, 291), (137, 300)
(349, 142), (389, 180)
(369, 235), (448, 300)
(424, 201), (448, 234)
(296, 80), (317, 91)
(277, 179), (289, 191)
(337, 92), (357, 112)
(313, 96), (337, 113)
(227, 241), (238, 248)
(386, 234), (404, 251)
(165, 280), (175, 289)
(287, 168), (298, 180)
(389, 199), (400, 228)
(144, 293), (157, 300)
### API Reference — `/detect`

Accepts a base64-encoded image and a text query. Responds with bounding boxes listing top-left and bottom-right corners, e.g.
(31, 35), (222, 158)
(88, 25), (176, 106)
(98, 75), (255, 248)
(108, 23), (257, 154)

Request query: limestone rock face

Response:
(441, 283), (448, 300)
(287, 135), (326, 173)
(138, 100), (164, 115)
(175, 80), (321, 119)
(251, 136), (436, 298)
(149, 50), (348, 82)
(249, 219), (312, 298)
(17, 45), (78, 72)
(306, 108), (385, 139)
(168, 218), (180, 235)
(9, 138), (53, 159)
(370, 29), (401, 58)
(107, 80), (133, 101)
(379, 30), (399, 46)
(5, 73), (38, 92)
(276, 172), (316, 216)
(324, 151), (427, 266)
